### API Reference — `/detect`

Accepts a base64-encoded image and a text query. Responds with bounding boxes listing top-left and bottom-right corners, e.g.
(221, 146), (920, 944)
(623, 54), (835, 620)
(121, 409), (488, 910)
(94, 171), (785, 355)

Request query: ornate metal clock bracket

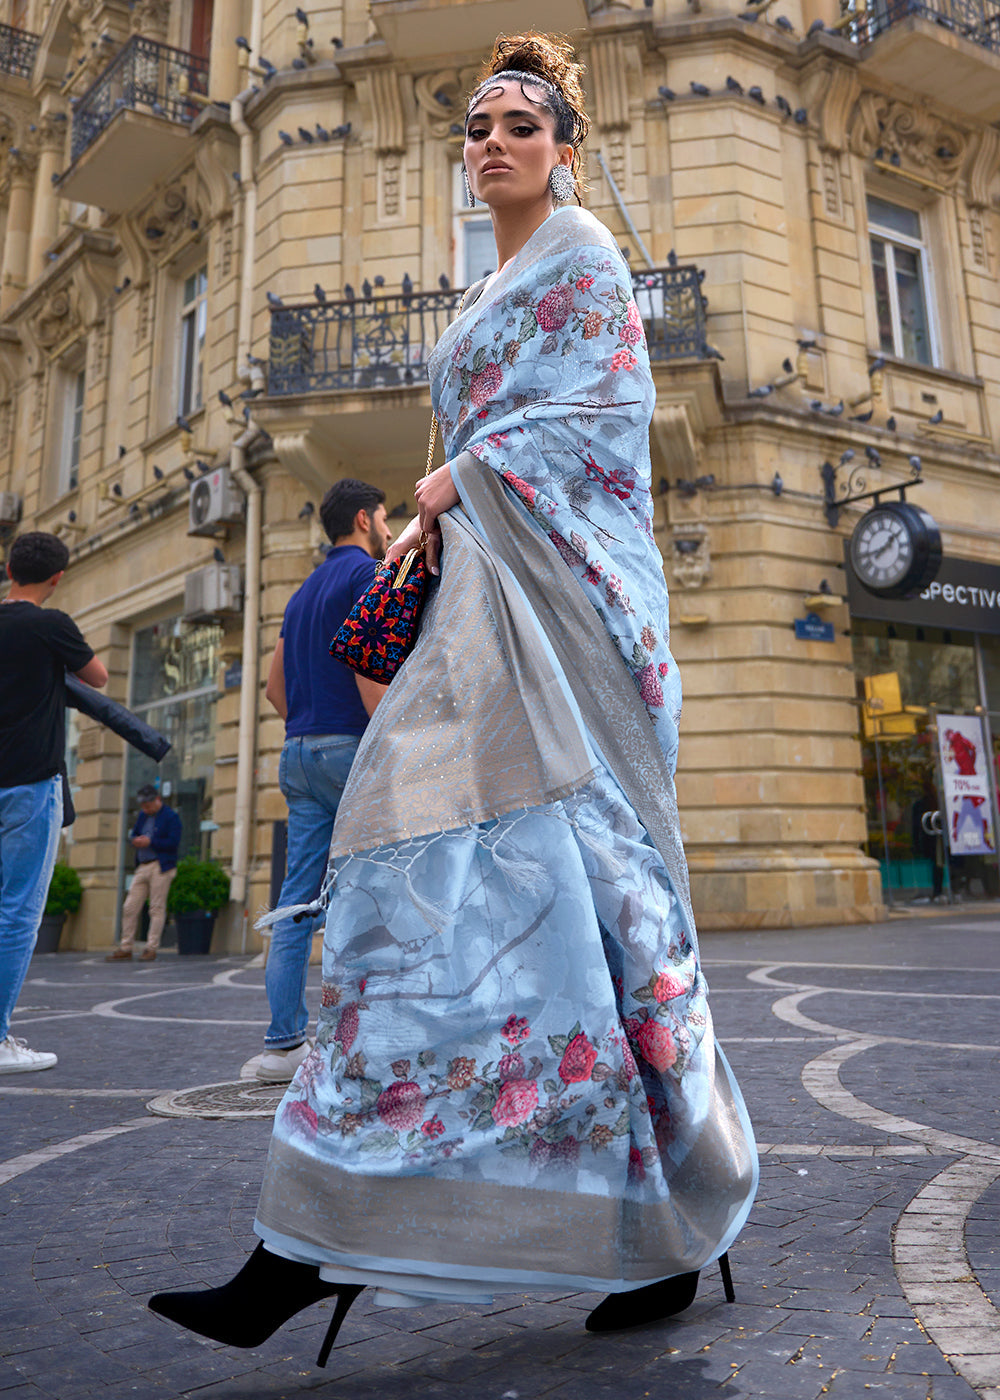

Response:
(820, 451), (923, 528)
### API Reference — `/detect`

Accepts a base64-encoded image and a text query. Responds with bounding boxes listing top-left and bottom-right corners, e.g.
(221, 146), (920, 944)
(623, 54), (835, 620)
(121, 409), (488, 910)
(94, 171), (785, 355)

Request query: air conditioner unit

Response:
(0, 492), (23, 525)
(183, 563), (243, 621)
(187, 468), (245, 536)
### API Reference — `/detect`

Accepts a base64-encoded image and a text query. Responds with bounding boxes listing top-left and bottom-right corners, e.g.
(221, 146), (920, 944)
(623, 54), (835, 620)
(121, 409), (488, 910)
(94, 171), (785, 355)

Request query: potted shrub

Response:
(37, 863), (83, 954)
(166, 858), (230, 954)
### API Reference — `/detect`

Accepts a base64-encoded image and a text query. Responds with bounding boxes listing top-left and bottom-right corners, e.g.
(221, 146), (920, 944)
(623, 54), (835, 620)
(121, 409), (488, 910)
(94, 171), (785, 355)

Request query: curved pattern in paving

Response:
(2, 933), (998, 1400)
(780, 971), (1000, 1398)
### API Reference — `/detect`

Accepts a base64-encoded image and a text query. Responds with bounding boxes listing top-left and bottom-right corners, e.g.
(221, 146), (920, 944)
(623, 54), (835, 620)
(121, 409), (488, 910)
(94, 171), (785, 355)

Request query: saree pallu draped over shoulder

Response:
(255, 208), (758, 1304)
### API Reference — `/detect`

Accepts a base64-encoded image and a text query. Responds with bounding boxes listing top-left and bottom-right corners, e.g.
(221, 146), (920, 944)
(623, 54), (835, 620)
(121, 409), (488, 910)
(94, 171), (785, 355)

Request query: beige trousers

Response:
(120, 862), (176, 951)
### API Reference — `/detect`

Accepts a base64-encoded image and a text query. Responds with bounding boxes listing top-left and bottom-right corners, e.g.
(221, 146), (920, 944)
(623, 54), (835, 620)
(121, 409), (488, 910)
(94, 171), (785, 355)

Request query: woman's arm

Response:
(413, 464), (460, 575)
(384, 516), (422, 567)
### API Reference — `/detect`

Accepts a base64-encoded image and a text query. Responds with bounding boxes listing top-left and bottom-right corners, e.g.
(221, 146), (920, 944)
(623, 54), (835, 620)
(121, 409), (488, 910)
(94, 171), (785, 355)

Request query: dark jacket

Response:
(66, 675), (171, 761)
(131, 804), (182, 872)
(64, 677), (171, 828)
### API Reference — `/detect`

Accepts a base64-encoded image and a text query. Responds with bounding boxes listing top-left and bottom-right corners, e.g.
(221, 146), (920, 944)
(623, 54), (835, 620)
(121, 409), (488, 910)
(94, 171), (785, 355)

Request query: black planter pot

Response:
(35, 912), (66, 955)
(174, 912), (216, 955)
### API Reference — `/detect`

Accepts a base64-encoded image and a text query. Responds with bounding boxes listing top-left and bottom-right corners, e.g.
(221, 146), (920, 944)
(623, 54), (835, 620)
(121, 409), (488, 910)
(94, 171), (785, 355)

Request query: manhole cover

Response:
(147, 1080), (286, 1120)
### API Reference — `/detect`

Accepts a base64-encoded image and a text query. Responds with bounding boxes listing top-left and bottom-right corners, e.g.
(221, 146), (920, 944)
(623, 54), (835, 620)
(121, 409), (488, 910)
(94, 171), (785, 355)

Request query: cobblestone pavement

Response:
(2, 911), (999, 1400)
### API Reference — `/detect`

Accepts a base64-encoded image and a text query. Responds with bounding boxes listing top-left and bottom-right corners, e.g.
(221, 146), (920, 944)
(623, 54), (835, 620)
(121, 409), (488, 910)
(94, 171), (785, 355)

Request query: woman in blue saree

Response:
(150, 31), (757, 1361)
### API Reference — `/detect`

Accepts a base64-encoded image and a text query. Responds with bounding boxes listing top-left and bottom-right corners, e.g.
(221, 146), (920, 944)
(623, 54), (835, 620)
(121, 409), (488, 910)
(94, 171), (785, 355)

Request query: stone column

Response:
(0, 150), (37, 314)
(208, 0), (245, 103)
(28, 114), (68, 285)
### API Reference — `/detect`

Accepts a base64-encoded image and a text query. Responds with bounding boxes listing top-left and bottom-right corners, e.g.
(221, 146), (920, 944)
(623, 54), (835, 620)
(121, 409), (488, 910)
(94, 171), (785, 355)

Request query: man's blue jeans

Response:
(0, 776), (63, 1042)
(265, 734), (360, 1049)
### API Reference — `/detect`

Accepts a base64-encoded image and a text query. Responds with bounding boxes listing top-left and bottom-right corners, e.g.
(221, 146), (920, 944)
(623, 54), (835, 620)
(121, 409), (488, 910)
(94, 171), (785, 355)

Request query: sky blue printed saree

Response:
(255, 208), (758, 1306)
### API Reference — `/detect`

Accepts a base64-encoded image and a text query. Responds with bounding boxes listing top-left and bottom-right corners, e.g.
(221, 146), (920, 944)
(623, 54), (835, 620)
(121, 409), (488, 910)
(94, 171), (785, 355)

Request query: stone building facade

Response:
(1, 0), (999, 946)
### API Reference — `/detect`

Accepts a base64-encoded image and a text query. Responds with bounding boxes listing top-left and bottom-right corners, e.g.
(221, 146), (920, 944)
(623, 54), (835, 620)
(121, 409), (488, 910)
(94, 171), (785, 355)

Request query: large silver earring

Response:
(462, 166), (476, 208)
(549, 164), (575, 203)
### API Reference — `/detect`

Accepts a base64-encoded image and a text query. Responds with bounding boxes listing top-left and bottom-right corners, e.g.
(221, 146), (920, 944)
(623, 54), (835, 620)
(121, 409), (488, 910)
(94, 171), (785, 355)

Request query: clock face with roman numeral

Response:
(849, 501), (942, 600)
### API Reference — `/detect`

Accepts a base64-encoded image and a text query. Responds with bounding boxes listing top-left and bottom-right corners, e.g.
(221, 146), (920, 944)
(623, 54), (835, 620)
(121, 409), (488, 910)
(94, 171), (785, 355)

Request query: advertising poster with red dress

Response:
(936, 714), (996, 857)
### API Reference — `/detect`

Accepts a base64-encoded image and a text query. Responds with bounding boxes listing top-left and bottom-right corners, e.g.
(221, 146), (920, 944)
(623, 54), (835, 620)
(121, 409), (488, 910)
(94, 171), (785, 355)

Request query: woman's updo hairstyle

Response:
(468, 32), (590, 199)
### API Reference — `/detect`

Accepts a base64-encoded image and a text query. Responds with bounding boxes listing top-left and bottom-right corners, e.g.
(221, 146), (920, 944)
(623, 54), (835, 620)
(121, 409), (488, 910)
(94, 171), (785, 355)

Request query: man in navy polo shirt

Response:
(258, 479), (391, 1081)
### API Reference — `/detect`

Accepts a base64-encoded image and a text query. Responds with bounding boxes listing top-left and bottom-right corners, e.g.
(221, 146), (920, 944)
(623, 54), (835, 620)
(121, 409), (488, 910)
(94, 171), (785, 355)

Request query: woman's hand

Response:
(384, 516), (421, 567)
(414, 464), (460, 576)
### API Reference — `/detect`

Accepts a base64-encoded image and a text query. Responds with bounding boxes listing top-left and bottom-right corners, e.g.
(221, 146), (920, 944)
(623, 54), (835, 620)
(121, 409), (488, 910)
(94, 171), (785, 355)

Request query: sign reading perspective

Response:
(845, 551), (1000, 636)
(936, 713), (996, 857)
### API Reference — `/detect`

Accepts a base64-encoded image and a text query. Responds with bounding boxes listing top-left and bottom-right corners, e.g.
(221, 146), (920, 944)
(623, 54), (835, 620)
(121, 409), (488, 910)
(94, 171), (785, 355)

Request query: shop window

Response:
(178, 265), (208, 418)
(452, 163), (495, 288)
(867, 195), (936, 367)
(852, 620), (999, 905)
(125, 618), (222, 867)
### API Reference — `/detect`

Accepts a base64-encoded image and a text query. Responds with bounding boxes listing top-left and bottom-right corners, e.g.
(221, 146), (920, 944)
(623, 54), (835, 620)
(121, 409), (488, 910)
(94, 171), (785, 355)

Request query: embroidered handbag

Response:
(329, 418), (439, 683)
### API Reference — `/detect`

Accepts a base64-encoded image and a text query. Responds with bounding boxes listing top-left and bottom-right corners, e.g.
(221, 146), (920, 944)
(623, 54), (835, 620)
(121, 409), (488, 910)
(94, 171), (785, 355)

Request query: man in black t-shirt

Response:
(0, 532), (108, 1074)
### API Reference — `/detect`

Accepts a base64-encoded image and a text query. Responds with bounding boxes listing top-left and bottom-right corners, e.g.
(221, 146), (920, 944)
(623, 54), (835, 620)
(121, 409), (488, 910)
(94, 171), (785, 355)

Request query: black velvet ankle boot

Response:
(148, 1242), (364, 1366)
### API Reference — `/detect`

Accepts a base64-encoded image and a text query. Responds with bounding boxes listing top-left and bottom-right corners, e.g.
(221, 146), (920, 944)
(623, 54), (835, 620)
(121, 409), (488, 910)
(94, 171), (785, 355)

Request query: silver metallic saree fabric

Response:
(256, 478), (756, 1295)
(255, 208), (757, 1299)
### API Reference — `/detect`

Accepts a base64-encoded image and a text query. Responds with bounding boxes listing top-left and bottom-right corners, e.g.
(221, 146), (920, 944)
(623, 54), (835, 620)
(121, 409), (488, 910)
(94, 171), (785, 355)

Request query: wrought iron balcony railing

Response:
(267, 267), (710, 397)
(842, 0), (1000, 53)
(69, 35), (209, 163)
(0, 22), (40, 80)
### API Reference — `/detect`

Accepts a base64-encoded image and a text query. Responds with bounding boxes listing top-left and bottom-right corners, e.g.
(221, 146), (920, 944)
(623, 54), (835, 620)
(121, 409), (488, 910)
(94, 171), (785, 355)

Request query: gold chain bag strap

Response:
(393, 412), (440, 588)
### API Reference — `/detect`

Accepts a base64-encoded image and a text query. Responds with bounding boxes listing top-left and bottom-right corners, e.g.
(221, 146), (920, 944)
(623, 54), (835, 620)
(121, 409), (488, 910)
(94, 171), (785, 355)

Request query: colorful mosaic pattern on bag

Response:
(330, 555), (429, 683)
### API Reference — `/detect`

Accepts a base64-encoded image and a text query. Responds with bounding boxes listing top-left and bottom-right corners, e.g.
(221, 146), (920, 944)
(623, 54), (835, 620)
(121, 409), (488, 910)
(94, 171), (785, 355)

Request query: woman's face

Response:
(464, 78), (573, 210)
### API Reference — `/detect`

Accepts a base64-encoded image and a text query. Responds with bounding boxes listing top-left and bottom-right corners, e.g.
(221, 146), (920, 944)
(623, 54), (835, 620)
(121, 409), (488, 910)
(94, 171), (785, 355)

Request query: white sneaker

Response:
(0, 1035), (58, 1074)
(255, 1038), (313, 1083)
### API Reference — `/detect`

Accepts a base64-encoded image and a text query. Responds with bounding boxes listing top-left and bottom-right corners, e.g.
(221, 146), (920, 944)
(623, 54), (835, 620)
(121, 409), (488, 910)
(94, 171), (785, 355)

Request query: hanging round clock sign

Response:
(849, 500), (942, 599)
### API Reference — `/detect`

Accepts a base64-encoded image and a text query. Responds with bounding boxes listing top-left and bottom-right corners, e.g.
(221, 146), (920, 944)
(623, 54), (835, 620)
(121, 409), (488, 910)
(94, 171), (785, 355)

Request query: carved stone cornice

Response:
(966, 127), (1000, 210)
(414, 66), (479, 142)
(667, 521), (712, 591)
(193, 125), (240, 222)
(128, 0), (170, 41)
(0, 327), (24, 399)
(34, 110), (70, 155)
(131, 179), (206, 260)
(357, 66), (407, 154)
(32, 282), (83, 351)
(3, 229), (115, 351)
(588, 34), (634, 132)
(64, 0), (131, 89)
(802, 62), (861, 154)
(2, 145), (38, 194)
(850, 93), (966, 190)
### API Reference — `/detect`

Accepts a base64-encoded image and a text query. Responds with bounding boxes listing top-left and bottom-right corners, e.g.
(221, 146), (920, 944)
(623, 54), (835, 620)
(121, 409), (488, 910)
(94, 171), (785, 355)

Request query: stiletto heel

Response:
(718, 1251), (735, 1303)
(316, 1284), (365, 1367)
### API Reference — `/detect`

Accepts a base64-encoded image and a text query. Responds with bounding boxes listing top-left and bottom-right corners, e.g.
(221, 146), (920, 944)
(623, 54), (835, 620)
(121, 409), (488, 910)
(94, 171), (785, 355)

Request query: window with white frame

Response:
(178, 265), (208, 417)
(60, 367), (85, 494)
(452, 164), (496, 288)
(867, 195), (936, 367)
